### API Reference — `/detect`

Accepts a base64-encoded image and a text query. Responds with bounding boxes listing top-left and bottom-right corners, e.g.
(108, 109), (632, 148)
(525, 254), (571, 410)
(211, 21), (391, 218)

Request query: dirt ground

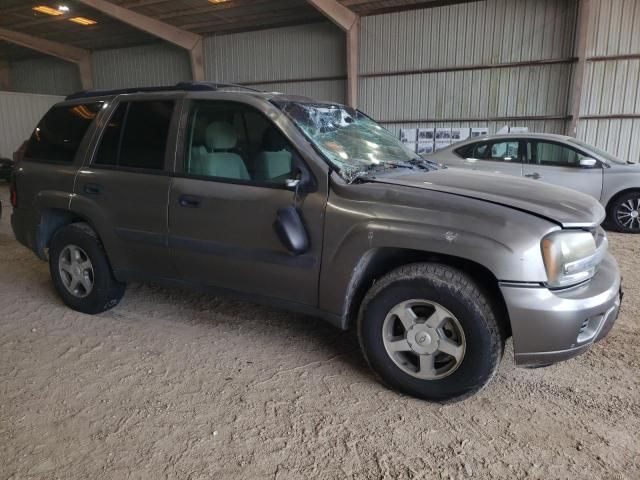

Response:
(0, 183), (638, 480)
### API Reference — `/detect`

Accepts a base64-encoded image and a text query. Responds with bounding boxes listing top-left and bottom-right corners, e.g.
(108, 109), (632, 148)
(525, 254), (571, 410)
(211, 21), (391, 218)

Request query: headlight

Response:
(541, 230), (605, 288)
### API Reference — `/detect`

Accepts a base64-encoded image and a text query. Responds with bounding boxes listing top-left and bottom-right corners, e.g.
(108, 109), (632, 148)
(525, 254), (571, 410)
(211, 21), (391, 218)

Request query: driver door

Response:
(522, 140), (603, 200)
(168, 99), (327, 306)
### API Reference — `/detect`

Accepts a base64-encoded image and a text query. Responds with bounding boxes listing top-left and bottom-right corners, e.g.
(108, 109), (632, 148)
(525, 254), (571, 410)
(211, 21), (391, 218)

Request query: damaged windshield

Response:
(276, 101), (439, 183)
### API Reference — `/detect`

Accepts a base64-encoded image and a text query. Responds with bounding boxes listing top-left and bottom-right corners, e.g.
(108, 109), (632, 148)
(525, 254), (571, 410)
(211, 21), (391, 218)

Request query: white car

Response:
(429, 133), (640, 233)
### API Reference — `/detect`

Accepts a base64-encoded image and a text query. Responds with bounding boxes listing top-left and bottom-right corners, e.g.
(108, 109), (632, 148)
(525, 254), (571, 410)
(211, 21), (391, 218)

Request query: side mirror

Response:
(273, 206), (310, 255)
(580, 158), (597, 168)
(285, 165), (315, 193)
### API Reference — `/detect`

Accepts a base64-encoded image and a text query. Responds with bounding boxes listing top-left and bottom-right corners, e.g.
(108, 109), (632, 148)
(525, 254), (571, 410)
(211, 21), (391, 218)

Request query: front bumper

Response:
(500, 253), (621, 367)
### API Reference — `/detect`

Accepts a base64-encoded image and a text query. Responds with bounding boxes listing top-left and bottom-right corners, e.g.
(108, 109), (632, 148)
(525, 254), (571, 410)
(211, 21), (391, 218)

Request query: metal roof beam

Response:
(0, 27), (93, 89)
(307, 0), (357, 31)
(76, 0), (205, 80)
(306, 0), (359, 107)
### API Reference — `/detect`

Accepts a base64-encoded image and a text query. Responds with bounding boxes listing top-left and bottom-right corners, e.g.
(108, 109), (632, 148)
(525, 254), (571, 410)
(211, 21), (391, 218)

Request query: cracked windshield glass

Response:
(277, 102), (439, 183)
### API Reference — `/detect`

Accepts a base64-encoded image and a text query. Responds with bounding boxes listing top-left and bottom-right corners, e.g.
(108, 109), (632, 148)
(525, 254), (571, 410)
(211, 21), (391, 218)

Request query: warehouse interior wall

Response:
(576, 0), (640, 163)
(1, 0), (640, 162)
(359, 0), (577, 138)
(0, 91), (63, 158)
(8, 57), (81, 96)
(203, 23), (346, 103)
(92, 43), (192, 90)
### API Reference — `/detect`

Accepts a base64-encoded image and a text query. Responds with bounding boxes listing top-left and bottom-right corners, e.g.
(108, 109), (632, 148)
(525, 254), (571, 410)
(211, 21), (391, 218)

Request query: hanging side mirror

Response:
(273, 206), (309, 255)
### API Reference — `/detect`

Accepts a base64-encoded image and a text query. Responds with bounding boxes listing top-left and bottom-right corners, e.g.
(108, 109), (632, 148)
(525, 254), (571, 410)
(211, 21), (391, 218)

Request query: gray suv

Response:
(10, 83), (622, 402)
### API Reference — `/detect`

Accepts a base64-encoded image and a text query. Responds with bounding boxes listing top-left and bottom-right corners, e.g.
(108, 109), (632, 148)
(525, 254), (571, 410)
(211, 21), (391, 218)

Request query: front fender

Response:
(318, 182), (558, 319)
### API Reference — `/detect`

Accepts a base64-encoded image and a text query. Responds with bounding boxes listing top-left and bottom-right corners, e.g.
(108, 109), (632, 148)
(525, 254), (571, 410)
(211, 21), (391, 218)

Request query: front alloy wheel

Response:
(382, 300), (465, 380)
(358, 263), (505, 402)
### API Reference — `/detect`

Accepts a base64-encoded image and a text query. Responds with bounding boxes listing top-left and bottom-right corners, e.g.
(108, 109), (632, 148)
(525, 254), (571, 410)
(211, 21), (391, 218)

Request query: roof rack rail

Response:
(65, 81), (262, 100)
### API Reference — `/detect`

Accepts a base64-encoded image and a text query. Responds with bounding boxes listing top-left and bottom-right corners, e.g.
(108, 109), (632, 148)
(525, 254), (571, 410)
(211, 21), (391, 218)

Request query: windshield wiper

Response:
(344, 162), (415, 184)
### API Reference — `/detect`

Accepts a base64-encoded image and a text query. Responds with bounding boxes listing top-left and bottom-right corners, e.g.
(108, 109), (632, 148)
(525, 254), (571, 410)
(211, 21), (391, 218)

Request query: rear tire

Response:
(608, 192), (640, 233)
(358, 263), (505, 403)
(49, 223), (125, 314)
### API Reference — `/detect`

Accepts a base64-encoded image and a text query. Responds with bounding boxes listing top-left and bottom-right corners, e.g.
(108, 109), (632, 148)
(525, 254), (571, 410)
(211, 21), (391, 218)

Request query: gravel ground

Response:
(0, 182), (638, 479)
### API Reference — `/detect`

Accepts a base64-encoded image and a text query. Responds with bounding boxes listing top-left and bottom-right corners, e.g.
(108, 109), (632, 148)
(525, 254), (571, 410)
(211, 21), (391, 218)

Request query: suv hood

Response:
(369, 168), (605, 228)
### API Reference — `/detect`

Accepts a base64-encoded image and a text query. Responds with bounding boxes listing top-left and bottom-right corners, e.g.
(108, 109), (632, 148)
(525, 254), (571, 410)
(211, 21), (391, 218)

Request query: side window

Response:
(184, 101), (296, 185)
(530, 141), (587, 167)
(93, 100), (174, 171)
(461, 141), (519, 162)
(25, 102), (103, 163)
(94, 103), (126, 166)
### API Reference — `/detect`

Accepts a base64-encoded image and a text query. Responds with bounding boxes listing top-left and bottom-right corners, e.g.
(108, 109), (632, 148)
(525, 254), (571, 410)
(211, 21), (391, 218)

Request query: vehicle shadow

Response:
(112, 280), (372, 375)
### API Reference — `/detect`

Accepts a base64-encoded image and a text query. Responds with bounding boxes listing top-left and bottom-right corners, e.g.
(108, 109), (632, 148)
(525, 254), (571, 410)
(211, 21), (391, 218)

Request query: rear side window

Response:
(94, 100), (174, 171)
(455, 141), (519, 162)
(25, 102), (103, 163)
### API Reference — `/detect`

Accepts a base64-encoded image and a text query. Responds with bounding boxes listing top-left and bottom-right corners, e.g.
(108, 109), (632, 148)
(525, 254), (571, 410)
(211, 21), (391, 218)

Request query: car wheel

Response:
(358, 263), (505, 403)
(609, 192), (640, 233)
(49, 222), (125, 314)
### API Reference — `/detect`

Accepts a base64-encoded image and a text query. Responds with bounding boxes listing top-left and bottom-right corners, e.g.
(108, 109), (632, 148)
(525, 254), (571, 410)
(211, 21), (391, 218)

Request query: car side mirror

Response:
(273, 206), (310, 255)
(580, 158), (597, 168)
(285, 165), (315, 193)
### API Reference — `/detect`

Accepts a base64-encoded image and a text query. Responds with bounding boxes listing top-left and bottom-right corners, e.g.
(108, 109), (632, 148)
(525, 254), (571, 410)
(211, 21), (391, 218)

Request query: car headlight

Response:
(541, 230), (606, 288)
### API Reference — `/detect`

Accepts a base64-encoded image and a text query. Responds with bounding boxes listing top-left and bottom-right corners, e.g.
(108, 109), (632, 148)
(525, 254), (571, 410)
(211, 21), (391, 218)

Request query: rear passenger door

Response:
(73, 95), (181, 280)
(451, 140), (523, 176)
(168, 99), (326, 306)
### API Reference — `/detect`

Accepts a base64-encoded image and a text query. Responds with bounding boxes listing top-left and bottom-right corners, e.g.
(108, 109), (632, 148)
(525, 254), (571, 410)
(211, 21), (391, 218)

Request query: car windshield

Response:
(567, 138), (627, 164)
(276, 101), (439, 183)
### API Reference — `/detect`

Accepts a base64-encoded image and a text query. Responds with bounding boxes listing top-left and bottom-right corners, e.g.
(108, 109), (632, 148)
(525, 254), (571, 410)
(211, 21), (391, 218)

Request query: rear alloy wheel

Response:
(58, 245), (95, 298)
(49, 223), (125, 314)
(358, 263), (505, 403)
(610, 192), (640, 233)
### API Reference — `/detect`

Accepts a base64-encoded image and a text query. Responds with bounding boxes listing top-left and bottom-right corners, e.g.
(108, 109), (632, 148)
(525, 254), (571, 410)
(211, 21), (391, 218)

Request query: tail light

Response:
(10, 178), (17, 208)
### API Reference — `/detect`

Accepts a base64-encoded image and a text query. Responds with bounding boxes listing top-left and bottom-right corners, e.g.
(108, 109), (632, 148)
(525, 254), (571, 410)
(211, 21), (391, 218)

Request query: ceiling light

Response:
(33, 5), (64, 16)
(69, 16), (97, 25)
(208, 0), (228, 4)
(58, 5), (70, 13)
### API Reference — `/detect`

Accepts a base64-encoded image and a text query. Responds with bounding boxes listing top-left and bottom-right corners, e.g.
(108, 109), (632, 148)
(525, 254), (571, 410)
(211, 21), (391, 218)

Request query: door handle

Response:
(179, 194), (202, 208)
(83, 183), (102, 195)
(525, 172), (541, 179)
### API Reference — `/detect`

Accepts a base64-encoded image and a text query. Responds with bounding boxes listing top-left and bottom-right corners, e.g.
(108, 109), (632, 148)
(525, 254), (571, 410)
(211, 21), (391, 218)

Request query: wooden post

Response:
(307, 0), (359, 107)
(0, 60), (10, 91)
(567, 0), (591, 137)
(346, 18), (359, 108)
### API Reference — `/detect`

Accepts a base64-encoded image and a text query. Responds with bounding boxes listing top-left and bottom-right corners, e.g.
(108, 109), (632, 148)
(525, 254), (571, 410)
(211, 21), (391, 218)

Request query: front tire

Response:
(608, 192), (640, 233)
(358, 263), (505, 403)
(49, 223), (125, 314)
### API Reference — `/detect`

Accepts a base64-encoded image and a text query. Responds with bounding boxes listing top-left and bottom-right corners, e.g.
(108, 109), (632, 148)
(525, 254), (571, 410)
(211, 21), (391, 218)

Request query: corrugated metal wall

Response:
(9, 57), (81, 96)
(0, 91), (62, 158)
(204, 23), (346, 102)
(92, 43), (192, 89)
(359, 0), (578, 136)
(576, 0), (640, 162)
(4, 0), (640, 164)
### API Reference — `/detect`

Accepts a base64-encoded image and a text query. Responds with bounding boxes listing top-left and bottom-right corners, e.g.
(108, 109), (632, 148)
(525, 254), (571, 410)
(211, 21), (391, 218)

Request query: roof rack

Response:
(65, 81), (262, 100)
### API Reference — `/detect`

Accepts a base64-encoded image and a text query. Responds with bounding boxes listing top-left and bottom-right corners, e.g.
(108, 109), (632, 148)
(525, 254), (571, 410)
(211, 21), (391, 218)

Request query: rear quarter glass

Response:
(24, 102), (103, 163)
